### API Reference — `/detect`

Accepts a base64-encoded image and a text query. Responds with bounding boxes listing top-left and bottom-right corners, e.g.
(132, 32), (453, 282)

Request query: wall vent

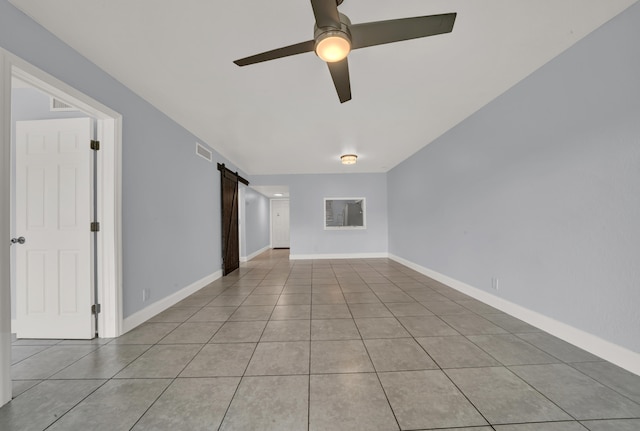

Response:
(50, 97), (77, 112)
(196, 142), (213, 162)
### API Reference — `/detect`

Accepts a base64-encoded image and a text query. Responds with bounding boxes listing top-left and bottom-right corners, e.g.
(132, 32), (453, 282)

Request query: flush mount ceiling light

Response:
(341, 154), (357, 165)
(274, 193), (284, 197)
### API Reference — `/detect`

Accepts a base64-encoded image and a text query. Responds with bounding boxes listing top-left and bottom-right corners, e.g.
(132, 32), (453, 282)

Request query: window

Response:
(324, 198), (366, 229)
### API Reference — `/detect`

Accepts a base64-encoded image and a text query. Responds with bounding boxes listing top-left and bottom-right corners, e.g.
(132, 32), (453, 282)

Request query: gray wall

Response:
(252, 174), (388, 257)
(387, 3), (640, 352)
(243, 187), (270, 257)
(1, 0), (245, 318)
(10, 86), (89, 318)
(12, 87), (87, 121)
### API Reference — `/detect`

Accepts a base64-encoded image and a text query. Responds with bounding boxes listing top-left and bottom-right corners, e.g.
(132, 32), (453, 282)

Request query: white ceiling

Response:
(250, 185), (290, 198)
(10, 0), (637, 175)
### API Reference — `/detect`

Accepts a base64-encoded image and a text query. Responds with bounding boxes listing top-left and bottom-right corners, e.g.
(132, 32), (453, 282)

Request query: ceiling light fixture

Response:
(315, 30), (351, 63)
(341, 154), (357, 165)
(274, 193), (284, 197)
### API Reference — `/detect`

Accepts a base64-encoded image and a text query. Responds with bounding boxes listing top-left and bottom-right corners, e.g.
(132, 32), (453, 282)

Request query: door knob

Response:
(10, 237), (26, 245)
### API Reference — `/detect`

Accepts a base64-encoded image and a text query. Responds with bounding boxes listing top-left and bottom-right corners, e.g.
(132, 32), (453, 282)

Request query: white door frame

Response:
(1, 48), (123, 406)
(238, 185), (246, 262)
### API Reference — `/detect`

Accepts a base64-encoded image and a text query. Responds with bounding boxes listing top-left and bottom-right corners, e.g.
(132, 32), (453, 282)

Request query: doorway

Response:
(2, 52), (123, 340)
(2, 50), (123, 405)
(271, 199), (290, 249)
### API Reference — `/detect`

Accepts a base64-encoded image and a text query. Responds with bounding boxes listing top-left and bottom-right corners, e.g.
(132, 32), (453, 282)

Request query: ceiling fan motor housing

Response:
(314, 12), (352, 45)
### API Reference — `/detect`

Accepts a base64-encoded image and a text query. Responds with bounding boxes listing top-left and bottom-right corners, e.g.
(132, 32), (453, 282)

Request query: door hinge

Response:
(90, 140), (100, 150)
(90, 222), (100, 232)
(91, 304), (101, 314)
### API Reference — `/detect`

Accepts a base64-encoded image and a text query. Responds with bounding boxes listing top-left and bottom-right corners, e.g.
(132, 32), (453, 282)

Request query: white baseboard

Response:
(122, 270), (222, 334)
(290, 252), (389, 260)
(241, 245), (270, 263)
(389, 253), (640, 376)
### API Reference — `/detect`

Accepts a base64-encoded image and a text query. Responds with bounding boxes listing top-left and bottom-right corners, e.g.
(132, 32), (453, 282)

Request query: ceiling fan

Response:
(233, 0), (457, 103)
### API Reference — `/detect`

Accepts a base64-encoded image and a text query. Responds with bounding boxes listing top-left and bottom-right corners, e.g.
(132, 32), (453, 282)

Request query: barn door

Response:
(218, 164), (249, 275)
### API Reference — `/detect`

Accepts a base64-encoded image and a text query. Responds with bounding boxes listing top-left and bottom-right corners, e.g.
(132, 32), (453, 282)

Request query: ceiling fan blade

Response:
(311, 0), (341, 28)
(234, 40), (315, 66)
(327, 58), (351, 103)
(350, 13), (456, 50)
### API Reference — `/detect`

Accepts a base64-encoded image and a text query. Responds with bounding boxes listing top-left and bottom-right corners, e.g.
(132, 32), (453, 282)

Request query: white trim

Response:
(122, 271), (222, 334)
(241, 245), (270, 263)
(290, 252), (389, 260)
(1, 50), (13, 407)
(5, 50), (123, 340)
(269, 198), (273, 248)
(11, 63), (120, 119)
(95, 117), (123, 338)
(238, 185), (245, 261)
(389, 253), (640, 376)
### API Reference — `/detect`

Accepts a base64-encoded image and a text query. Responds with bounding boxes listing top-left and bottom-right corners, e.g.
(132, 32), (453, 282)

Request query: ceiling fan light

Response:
(341, 154), (357, 165)
(315, 31), (351, 63)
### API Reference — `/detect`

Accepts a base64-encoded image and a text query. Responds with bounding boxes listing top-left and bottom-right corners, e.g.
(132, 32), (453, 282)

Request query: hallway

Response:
(2, 249), (640, 430)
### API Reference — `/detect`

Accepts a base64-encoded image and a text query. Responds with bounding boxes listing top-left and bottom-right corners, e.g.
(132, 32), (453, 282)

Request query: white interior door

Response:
(271, 199), (290, 248)
(15, 118), (94, 339)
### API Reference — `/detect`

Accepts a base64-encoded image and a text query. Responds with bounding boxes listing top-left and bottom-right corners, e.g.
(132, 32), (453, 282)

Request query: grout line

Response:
(216, 265), (275, 430)
(126, 378), (174, 430)
(41, 378), (110, 430)
(434, 362), (494, 427)
(9, 251), (639, 431)
(346, 269), (402, 431)
(559, 362), (640, 411)
(307, 264), (313, 431)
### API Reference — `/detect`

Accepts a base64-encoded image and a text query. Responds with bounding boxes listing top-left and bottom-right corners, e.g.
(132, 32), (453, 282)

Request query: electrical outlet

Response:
(491, 277), (499, 291)
(142, 288), (150, 302)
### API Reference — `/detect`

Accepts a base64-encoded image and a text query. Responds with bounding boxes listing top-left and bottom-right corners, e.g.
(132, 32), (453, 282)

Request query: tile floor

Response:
(2, 249), (640, 430)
